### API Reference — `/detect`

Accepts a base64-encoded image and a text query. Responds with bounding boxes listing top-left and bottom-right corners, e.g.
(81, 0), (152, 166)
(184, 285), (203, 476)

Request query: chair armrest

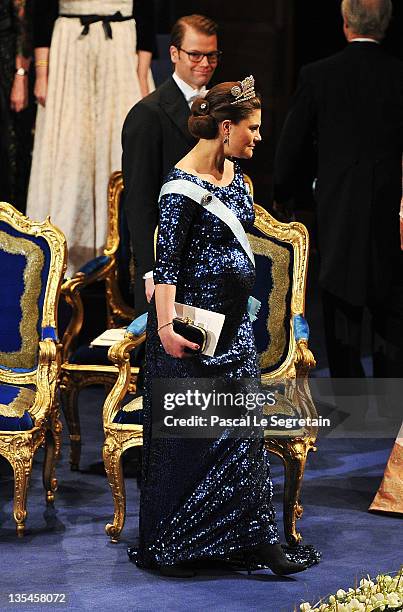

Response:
(103, 315), (147, 424)
(31, 338), (61, 424)
(62, 254), (114, 297)
(293, 314), (309, 342)
(293, 314), (316, 371)
(78, 255), (110, 277)
(126, 312), (148, 335)
(60, 255), (115, 361)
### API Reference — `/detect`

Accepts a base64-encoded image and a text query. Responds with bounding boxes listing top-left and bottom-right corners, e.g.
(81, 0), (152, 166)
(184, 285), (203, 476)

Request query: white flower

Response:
(347, 598), (365, 611)
(374, 592), (386, 602)
(337, 589), (347, 599)
(386, 592), (401, 606)
(299, 604), (312, 612)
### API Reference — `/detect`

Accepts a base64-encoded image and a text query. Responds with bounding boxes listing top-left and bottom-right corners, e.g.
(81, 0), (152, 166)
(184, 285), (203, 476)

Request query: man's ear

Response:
(170, 45), (179, 64)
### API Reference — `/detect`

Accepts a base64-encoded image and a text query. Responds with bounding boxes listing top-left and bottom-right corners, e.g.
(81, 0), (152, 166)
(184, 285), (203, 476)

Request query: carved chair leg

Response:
(60, 381), (81, 471)
(103, 436), (126, 543)
(43, 428), (58, 505)
(10, 451), (34, 538)
(282, 448), (307, 546)
(51, 399), (63, 462)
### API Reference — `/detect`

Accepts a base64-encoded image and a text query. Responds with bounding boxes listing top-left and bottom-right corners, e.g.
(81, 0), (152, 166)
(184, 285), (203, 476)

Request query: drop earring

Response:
(223, 132), (230, 146)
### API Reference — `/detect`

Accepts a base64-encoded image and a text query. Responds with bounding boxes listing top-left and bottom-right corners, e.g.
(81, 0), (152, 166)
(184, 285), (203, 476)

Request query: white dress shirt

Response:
(172, 72), (207, 108)
(350, 37), (380, 44)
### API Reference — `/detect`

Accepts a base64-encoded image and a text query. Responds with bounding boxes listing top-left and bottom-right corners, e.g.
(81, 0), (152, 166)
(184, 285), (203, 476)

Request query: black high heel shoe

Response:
(244, 543), (308, 576)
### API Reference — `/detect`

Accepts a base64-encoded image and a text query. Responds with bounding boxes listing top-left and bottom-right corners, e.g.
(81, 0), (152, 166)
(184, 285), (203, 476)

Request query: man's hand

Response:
(145, 277), (155, 302)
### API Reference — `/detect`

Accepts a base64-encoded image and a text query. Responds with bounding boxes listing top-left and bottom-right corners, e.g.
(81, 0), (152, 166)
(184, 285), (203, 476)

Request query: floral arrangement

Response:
(299, 568), (403, 611)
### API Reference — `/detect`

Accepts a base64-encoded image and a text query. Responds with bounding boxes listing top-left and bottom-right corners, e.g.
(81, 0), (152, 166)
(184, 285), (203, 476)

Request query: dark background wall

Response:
(153, 0), (295, 210)
(152, 0), (403, 210)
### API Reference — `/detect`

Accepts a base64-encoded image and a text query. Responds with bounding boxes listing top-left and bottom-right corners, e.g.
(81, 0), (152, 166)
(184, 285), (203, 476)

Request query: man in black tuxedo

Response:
(122, 14), (220, 316)
(274, 0), (403, 378)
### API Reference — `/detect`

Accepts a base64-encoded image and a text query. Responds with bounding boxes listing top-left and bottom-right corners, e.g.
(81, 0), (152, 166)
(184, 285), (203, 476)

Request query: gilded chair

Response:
(0, 202), (67, 536)
(248, 204), (318, 545)
(59, 171), (140, 470)
(102, 200), (318, 546)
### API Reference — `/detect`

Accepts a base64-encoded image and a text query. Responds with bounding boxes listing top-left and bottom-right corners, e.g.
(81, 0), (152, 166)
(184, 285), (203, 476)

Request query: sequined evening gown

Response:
(136, 163), (280, 569)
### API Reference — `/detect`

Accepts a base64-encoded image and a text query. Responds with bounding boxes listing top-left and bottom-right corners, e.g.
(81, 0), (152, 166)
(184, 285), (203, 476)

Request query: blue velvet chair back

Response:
(248, 204), (309, 378)
(249, 224), (293, 375)
(0, 220), (52, 373)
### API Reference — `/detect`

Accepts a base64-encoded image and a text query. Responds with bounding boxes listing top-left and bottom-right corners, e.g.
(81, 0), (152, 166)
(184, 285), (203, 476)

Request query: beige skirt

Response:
(27, 5), (153, 275)
(369, 423), (403, 514)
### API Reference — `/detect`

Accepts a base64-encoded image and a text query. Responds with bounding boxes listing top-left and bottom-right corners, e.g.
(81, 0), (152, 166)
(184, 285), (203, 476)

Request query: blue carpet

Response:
(0, 387), (401, 612)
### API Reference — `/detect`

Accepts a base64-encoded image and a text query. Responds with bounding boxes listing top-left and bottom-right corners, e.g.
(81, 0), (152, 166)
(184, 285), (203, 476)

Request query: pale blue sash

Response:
(159, 179), (255, 267)
(158, 178), (261, 322)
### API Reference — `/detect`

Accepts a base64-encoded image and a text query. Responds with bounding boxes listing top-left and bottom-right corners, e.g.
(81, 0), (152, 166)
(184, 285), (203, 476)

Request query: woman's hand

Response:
(158, 326), (200, 358)
(10, 75), (28, 112)
(34, 72), (48, 107)
(145, 277), (155, 302)
(138, 75), (150, 99)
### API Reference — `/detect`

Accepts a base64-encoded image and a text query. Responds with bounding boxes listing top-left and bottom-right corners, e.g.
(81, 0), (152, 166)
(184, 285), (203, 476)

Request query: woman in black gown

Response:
(131, 79), (318, 577)
(0, 0), (33, 212)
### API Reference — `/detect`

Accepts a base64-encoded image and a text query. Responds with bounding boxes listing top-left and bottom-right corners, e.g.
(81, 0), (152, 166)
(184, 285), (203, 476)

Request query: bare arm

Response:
(137, 50), (152, 98)
(10, 0), (31, 112)
(33, 47), (50, 106)
(155, 284), (200, 358)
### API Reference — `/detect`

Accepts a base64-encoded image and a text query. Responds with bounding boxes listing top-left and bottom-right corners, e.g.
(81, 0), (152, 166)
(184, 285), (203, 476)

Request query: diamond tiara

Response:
(230, 75), (255, 105)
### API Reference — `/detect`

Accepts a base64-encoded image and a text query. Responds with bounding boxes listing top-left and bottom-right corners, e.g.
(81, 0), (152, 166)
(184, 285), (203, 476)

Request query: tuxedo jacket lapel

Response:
(159, 78), (195, 146)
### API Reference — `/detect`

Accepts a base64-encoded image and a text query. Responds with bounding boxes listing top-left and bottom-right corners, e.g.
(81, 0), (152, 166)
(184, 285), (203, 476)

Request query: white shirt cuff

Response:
(143, 271), (154, 279)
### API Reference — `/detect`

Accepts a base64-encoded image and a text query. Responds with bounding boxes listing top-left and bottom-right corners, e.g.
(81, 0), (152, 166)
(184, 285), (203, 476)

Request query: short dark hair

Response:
(188, 82), (261, 140)
(170, 14), (218, 49)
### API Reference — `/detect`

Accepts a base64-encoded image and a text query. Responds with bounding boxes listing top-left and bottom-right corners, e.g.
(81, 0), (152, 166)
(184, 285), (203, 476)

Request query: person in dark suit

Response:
(274, 0), (403, 378)
(122, 14), (220, 316)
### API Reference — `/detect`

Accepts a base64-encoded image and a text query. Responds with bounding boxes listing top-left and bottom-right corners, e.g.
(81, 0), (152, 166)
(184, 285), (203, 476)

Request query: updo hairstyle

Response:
(188, 81), (261, 140)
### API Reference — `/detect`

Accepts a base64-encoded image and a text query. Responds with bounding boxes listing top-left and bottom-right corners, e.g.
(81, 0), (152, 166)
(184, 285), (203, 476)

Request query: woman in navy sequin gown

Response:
(133, 80), (314, 576)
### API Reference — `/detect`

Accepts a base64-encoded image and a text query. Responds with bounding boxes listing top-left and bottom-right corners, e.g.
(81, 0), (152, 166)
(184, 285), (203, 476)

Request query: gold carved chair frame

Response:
(0, 203), (67, 536)
(60, 172), (139, 470)
(102, 185), (318, 546)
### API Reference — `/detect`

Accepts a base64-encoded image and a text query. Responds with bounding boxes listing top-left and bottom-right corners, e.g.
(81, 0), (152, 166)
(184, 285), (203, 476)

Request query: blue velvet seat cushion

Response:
(113, 396), (144, 425)
(0, 383), (35, 431)
(293, 314), (310, 341)
(113, 408), (144, 425)
(78, 255), (110, 276)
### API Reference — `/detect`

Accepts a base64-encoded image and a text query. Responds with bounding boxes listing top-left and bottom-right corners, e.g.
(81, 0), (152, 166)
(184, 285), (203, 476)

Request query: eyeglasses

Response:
(178, 48), (222, 64)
